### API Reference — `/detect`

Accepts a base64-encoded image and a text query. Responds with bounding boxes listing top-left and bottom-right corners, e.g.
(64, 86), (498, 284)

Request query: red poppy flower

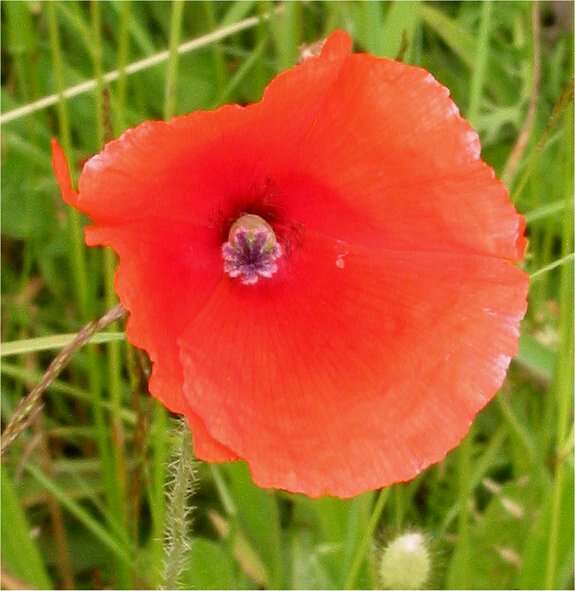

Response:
(52, 30), (528, 497)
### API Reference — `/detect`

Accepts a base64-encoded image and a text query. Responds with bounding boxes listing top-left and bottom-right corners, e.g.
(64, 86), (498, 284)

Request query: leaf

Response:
(4, 1), (36, 55)
(519, 464), (574, 589)
(181, 538), (237, 590)
(515, 334), (556, 384)
(291, 495), (351, 586)
(381, 1), (420, 60)
(224, 462), (285, 588)
(419, 4), (475, 67)
(24, 463), (132, 564)
(208, 509), (268, 586)
(1, 466), (53, 589)
(447, 478), (542, 589)
(0, 156), (56, 241)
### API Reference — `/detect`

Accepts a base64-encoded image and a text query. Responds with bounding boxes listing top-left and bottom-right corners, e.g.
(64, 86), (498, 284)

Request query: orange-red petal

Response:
(270, 49), (525, 260)
(51, 139), (79, 207)
(89, 222), (237, 462)
(51, 30), (528, 496)
(49, 155), (237, 461)
(179, 231), (527, 497)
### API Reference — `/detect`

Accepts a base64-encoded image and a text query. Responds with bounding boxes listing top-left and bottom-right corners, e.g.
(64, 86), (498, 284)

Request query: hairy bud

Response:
(379, 531), (431, 590)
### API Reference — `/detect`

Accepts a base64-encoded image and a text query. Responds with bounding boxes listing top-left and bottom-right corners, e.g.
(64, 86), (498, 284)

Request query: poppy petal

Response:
(68, 33), (352, 231)
(51, 30), (528, 496)
(273, 45), (525, 261)
(51, 139), (79, 207)
(85, 220), (237, 462)
(180, 232), (527, 496)
(52, 139), (237, 462)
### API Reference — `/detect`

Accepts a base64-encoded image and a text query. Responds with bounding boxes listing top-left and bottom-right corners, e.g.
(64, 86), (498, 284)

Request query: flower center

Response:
(222, 214), (282, 285)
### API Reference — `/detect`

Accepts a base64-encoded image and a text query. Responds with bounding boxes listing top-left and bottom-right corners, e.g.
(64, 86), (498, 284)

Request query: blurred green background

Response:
(1, 1), (573, 589)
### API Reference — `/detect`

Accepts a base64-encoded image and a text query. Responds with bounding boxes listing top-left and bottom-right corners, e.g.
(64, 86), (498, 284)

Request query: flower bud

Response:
(379, 531), (431, 590)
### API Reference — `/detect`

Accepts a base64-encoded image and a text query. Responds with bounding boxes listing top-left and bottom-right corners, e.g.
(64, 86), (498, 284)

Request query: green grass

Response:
(1, 1), (573, 589)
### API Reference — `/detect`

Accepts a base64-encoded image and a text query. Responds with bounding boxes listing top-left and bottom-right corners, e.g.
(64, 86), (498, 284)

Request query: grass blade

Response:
(24, 463), (133, 566)
(1, 466), (53, 589)
(1, 7), (282, 125)
(1, 332), (125, 357)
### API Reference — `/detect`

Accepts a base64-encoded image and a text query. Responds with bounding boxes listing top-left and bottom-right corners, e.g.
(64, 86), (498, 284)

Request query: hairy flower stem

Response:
(161, 421), (197, 590)
(0, 304), (126, 457)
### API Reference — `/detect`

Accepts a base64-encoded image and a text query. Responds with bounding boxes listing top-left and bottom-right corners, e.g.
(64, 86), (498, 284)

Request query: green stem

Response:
(456, 431), (473, 589)
(344, 488), (390, 589)
(467, 0), (492, 126)
(210, 465), (237, 517)
(47, 2), (90, 318)
(114, 0), (131, 134)
(529, 253), (574, 281)
(214, 39), (267, 107)
(544, 99), (574, 591)
(203, 1), (226, 96)
(164, 0), (185, 120)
